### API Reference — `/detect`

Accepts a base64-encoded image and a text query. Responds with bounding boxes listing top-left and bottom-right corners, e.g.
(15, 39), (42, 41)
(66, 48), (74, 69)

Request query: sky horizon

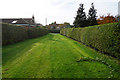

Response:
(0, 0), (119, 25)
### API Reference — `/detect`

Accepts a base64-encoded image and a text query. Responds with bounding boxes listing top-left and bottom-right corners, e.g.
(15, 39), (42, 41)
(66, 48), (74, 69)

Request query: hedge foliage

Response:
(60, 23), (120, 59)
(2, 23), (49, 46)
(48, 30), (60, 33)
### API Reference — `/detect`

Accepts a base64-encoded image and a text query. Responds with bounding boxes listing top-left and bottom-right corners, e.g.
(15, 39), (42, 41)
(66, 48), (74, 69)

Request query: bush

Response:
(2, 23), (49, 46)
(60, 23), (120, 59)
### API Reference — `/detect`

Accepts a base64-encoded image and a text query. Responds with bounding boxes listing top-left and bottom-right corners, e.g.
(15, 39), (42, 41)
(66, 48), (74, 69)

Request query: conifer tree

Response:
(73, 3), (87, 27)
(87, 3), (98, 26)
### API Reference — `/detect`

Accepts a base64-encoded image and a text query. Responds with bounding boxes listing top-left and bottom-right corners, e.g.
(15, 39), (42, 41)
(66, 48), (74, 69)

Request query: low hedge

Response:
(48, 29), (60, 33)
(60, 23), (120, 59)
(2, 23), (49, 46)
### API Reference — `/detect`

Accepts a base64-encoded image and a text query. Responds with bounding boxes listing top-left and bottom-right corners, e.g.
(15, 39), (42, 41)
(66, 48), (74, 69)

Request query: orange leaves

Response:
(97, 14), (117, 25)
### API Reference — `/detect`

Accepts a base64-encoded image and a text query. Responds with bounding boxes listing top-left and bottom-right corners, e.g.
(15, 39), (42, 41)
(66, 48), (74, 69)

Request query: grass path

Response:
(2, 33), (119, 78)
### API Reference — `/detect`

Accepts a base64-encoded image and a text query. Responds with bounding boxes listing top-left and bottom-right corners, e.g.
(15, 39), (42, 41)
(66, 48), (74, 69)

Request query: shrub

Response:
(2, 23), (49, 46)
(60, 23), (120, 59)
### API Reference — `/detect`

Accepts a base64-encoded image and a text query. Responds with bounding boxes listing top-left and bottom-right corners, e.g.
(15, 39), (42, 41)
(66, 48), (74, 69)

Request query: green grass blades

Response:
(2, 33), (119, 78)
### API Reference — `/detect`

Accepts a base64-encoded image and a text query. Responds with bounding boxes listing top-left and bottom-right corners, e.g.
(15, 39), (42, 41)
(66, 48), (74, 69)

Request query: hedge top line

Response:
(1, 22), (46, 29)
(62, 22), (118, 29)
(1, 22), (25, 28)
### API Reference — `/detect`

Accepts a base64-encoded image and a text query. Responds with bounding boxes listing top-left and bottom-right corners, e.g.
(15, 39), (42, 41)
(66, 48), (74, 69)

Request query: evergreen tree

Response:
(87, 3), (98, 26)
(73, 3), (87, 27)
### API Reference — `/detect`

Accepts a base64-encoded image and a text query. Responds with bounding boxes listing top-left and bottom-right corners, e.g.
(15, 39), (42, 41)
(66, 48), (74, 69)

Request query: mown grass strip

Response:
(2, 33), (120, 78)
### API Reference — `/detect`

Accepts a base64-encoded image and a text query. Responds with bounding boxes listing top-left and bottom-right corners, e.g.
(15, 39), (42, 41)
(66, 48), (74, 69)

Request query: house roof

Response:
(1, 18), (35, 25)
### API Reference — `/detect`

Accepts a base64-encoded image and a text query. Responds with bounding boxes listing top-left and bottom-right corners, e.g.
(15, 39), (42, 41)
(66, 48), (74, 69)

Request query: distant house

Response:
(47, 22), (58, 29)
(1, 16), (37, 27)
(36, 23), (43, 27)
(47, 21), (71, 30)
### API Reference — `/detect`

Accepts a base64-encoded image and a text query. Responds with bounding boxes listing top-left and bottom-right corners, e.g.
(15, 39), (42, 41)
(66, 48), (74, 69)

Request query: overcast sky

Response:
(0, 0), (119, 25)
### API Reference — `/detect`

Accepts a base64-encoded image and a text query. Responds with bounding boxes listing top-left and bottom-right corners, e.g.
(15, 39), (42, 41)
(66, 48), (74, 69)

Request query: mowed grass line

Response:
(2, 33), (119, 78)
(3, 34), (53, 78)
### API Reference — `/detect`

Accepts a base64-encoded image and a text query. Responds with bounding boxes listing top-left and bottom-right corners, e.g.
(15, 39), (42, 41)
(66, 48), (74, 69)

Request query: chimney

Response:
(32, 15), (35, 23)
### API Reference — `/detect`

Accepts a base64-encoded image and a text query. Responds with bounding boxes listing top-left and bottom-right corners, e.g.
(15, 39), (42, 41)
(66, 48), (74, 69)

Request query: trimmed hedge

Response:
(27, 27), (49, 39)
(2, 23), (49, 46)
(60, 23), (120, 59)
(48, 30), (60, 33)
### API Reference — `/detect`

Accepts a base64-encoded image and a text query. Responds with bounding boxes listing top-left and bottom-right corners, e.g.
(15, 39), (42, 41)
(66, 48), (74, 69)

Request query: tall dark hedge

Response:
(2, 23), (49, 46)
(60, 23), (120, 59)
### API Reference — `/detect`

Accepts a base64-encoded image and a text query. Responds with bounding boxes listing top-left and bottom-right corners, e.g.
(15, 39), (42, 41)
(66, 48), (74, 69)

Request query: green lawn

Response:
(2, 33), (119, 78)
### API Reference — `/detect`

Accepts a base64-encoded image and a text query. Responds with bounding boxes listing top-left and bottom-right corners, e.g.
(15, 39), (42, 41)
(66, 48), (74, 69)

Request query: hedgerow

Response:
(2, 23), (49, 46)
(48, 30), (60, 33)
(60, 23), (120, 59)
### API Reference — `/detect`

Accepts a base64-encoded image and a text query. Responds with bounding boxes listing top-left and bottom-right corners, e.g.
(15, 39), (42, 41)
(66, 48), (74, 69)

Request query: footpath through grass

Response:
(2, 33), (119, 78)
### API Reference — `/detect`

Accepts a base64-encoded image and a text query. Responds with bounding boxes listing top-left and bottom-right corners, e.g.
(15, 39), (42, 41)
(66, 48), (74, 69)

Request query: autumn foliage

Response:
(97, 14), (117, 24)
